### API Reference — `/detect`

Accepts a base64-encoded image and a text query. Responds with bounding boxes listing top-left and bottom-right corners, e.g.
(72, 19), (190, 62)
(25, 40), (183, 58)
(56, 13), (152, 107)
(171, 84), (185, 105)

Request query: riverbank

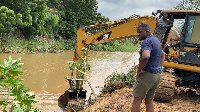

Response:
(0, 37), (75, 53)
(0, 37), (140, 53)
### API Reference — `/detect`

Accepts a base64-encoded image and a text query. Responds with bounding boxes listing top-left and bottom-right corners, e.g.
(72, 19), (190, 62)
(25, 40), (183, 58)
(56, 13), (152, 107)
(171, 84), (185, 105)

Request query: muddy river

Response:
(0, 51), (139, 112)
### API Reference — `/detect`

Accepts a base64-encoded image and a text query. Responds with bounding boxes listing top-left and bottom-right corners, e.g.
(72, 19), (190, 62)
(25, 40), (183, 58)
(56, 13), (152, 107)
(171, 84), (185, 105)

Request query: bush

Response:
(104, 72), (136, 87)
(0, 1), (59, 39)
(0, 6), (23, 35)
(0, 56), (40, 112)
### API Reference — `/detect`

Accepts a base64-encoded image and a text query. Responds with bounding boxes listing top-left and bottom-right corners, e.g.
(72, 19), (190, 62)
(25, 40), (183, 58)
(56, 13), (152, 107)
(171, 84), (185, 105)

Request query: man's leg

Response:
(145, 98), (154, 112)
(131, 97), (143, 112)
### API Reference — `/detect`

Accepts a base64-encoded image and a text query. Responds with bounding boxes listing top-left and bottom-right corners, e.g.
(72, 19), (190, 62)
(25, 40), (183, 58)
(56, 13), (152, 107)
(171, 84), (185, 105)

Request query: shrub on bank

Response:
(102, 67), (137, 94)
(0, 37), (76, 53)
(90, 39), (140, 52)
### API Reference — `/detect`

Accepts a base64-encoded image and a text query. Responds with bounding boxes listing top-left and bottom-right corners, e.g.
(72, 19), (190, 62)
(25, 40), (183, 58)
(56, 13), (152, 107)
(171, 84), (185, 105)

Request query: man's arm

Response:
(137, 50), (150, 75)
(160, 50), (165, 67)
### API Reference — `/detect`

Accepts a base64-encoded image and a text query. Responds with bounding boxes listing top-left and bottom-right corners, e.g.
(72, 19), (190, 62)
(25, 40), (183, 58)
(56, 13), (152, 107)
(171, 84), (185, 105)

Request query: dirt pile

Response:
(80, 87), (200, 112)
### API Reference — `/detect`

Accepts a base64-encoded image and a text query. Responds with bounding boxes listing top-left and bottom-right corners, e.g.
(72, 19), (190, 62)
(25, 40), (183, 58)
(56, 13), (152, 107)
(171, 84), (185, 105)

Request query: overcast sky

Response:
(96, 0), (182, 21)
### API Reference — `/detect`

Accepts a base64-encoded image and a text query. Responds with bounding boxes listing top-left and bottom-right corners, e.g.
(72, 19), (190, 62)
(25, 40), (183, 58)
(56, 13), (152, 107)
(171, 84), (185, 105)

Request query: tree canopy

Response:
(174, 0), (200, 10)
(0, 0), (109, 39)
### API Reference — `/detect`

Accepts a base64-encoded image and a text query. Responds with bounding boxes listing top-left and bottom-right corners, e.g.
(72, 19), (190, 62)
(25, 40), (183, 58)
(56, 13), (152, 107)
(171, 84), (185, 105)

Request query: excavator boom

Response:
(74, 15), (158, 62)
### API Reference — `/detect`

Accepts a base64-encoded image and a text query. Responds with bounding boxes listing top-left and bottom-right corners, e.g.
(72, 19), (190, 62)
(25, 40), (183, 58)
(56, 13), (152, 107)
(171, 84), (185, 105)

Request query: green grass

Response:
(90, 40), (140, 52)
(0, 37), (76, 53)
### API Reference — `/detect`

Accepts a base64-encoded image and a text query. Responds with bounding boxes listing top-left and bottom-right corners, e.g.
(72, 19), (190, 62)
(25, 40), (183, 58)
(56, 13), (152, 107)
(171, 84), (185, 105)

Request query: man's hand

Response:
(137, 70), (147, 78)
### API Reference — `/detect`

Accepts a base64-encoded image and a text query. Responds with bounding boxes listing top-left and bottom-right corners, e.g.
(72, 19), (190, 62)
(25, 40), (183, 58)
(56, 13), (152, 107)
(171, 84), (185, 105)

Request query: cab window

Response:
(185, 15), (200, 44)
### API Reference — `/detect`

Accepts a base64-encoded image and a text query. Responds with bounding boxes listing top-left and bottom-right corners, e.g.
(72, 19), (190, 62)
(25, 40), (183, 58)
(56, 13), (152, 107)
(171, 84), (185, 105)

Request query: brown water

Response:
(0, 51), (139, 112)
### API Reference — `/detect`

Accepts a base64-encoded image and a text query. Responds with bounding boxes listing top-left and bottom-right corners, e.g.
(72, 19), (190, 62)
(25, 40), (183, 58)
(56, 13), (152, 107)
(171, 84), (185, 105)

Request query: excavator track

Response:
(154, 71), (176, 102)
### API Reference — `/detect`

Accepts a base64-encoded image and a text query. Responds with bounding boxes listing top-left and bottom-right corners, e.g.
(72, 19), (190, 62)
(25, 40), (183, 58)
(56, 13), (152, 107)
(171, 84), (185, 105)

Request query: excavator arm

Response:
(74, 15), (158, 63)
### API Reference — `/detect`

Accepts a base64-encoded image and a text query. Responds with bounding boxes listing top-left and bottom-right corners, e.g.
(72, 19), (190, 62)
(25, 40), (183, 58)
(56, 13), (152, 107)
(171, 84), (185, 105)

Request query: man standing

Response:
(131, 24), (165, 112)
(154, 13), (173, 42)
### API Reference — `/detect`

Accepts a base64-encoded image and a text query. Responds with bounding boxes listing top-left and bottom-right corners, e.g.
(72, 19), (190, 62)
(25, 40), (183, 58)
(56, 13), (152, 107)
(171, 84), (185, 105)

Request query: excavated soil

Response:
(79, 72), (200, 112)
(79, 87), (200, 112)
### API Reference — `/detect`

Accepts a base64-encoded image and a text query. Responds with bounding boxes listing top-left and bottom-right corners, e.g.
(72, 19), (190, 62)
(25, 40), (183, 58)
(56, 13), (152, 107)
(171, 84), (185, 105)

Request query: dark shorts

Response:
(133, 72), (161, 99)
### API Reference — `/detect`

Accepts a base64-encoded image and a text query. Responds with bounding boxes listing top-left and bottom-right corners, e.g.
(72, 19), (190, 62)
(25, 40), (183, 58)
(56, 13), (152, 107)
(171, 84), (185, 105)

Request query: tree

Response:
(54, 0), (110, 39)
(0, 0), (59, 39)
(174, 0), (200, 10)
(0, 0), (110, 40)
(0, 6), (24, 35)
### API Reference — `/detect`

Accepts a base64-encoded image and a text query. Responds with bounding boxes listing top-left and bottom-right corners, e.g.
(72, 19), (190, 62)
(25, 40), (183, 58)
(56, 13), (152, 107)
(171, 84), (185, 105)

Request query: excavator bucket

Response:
(58, 78), (87, 110)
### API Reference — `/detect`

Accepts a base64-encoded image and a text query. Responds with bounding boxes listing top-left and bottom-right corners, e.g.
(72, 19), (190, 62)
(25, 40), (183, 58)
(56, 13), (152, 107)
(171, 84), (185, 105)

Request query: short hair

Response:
(137, 23), (151, 31)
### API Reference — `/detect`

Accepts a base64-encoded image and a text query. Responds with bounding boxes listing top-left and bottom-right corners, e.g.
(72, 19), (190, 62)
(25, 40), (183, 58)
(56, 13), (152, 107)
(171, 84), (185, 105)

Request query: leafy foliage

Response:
(68, 47), (90, 79)
(0, 0), (140, 53)
(55, 0), (110, 39)
(0, 0), (110, 42)
(174, 0), (200, 10)
(0, 56), (39, 112)
(0, 0), (59, 39)
(0, 6), (23, 35)
(104, 72), (136, 87)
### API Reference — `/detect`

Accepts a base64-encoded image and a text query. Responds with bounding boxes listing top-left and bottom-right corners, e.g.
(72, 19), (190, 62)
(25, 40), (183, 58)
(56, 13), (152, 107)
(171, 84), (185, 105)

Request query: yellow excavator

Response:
(65, 10), (200, 103)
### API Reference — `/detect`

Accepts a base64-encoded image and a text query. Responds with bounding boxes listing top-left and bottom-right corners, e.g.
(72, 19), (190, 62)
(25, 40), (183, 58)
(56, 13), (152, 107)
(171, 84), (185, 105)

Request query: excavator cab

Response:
(178, 13), (200, 66)
(158, 10), (200, 65)
(174, 13), (200, 90)
(159, 10), (200, 95)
